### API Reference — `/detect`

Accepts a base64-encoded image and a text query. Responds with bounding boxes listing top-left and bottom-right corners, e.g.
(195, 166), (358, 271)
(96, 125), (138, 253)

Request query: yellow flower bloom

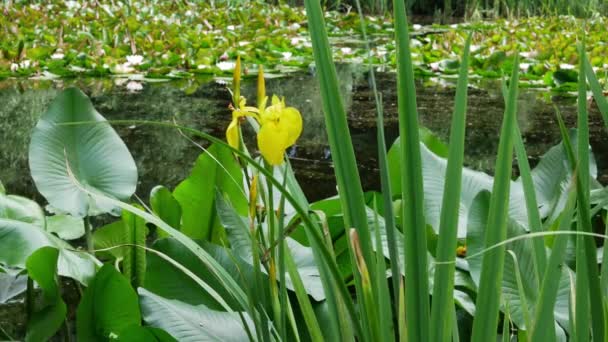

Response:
(226, 66), (302, 166)
(257, 95), (302, 165)
(226, 97), (259, 149)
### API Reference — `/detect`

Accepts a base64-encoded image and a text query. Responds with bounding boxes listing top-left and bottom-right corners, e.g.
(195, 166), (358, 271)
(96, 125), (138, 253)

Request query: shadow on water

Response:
(1, 65), (607, 204)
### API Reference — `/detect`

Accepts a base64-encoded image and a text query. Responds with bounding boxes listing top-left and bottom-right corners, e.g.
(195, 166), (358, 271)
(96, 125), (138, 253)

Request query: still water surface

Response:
(1, 66), (606, 203)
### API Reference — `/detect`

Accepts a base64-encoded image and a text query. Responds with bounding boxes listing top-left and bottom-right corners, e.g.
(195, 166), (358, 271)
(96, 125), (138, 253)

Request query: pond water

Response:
(1, 65), (607, 205)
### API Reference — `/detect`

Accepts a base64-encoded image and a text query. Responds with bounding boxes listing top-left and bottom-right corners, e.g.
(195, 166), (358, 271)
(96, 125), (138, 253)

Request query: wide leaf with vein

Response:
(29, 87), (137, 218)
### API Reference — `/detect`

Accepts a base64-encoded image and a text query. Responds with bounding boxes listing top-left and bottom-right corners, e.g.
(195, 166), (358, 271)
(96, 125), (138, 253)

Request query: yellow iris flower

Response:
(226, 97), (259, 149)
(257, 95), (302, 165)
(226, 69), (302, 166)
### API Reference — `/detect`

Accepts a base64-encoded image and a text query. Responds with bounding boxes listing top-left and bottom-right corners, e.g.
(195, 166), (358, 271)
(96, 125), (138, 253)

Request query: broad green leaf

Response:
(122, 209), (147, 288)
(0, 273), (27, 303)
(150, 185), (182, 238)
(467, 192), (571, 335)
(117, 325), (177, 342)
(25, 247), (66, 342)
(139, 288), (253, 342)
(216, 194), (325, 301)
(77, 264), (142, 341)
(0, 181), (5, 194)
(173, 144), (246, 241)
(46, 214), (85, 240)
(387, 129), (597, 238)
(0, 218), (99, 285)
(29, 87), (137, 218)
(0, 193), (45, 228)
(144, 238), (245, 310)
(93, 221), (127, 260)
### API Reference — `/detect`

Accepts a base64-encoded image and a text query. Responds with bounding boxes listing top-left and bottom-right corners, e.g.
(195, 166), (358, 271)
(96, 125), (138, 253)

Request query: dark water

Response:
(1, 66), (607, 205)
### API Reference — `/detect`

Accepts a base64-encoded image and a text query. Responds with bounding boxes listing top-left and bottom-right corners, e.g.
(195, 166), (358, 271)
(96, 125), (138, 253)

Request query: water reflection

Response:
(1, 67), (606, 203)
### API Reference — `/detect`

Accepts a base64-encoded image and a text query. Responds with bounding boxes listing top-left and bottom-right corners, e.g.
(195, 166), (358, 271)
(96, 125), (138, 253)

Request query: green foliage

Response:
(138, 288), (253, 342)
(471, 54), (520, 342)
(2, 2), (608, 94)
(28, 87), (137, 218)
(150, 186), (182, 239)
(3, 4), (608, 341)
(0, 217), (99, 285)
(121, 209), (148, 288)
(116, 326), (177, 342)
(173, 144), (246, 241)
(25, 247), (66, 342)
(76, 264), (142, 341)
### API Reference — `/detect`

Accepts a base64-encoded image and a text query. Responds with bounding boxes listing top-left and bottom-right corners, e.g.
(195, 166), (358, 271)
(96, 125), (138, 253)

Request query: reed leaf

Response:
(583, 54), (608, 130)
(530, 178), (577, 341)
(392, 0), (430, 340)
(575, 45), (605, 341)
(430, 34), (471, 342)
(471, 55), (520, 342)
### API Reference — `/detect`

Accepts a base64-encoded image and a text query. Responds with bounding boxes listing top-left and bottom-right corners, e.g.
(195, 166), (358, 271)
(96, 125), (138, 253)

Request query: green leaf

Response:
(121, 208), (147, 288)
(467, 192), (571, 336)
(0, 181), (5, 194)
(0, 193), (46, 229)
(28, 87), (138, 217)
(216, 195), (325, 301)
(553, 69), (578, 85)
(0, 273), (27, 303)
(93, 221), (127, 260)
(173, 144), (246, 241)
(139, 288), (252, 342)
(144, 238), (244, 309)
(0, 218), (99, 286)
(150, 185), (182, 239)
(575, 46), (605, 341)
(531, 185), (577, 341)
(46, 214), (85, 240)
(77, 264), (142, 341)
(430, 35), (471, 342)
(303, 0), (375, 338)
(471, 55), (519, 342)
(117, 325), (177, 342)
(584, 55), (608, 130)
(25, 247), (66, 342)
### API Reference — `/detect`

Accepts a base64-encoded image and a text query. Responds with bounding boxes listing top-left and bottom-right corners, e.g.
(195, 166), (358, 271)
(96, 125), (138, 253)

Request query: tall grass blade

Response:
(575, 45), (605, 341)
(355, 0), (401, 332)
(471, 56), (520, 342)
(501, 78), (547, 286)
(583, 55), (608, 130)
(513, 126), (547, 282)
(284, 249), (324, 341)
(430, 34), (471, 342)
(392, 0), (431, 340)
(507, 250), (532, 332)
(531, 177), (577, 341)
(303, 1), (379, 338)
(302, 0), (373, 263)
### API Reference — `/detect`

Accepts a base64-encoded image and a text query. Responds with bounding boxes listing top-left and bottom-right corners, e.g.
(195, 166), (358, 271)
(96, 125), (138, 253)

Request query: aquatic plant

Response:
(2, 3), (608, 342)
(1, 1), (608, 94)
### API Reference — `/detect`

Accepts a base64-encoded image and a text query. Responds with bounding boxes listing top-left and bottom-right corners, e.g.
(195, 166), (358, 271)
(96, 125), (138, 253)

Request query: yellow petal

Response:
(280, 107), (303, 147)
(257, 121), (289, 165)
(271, 95), (282, 106)
(258, 96), (268, 114)
(226, 118), (240, 149)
